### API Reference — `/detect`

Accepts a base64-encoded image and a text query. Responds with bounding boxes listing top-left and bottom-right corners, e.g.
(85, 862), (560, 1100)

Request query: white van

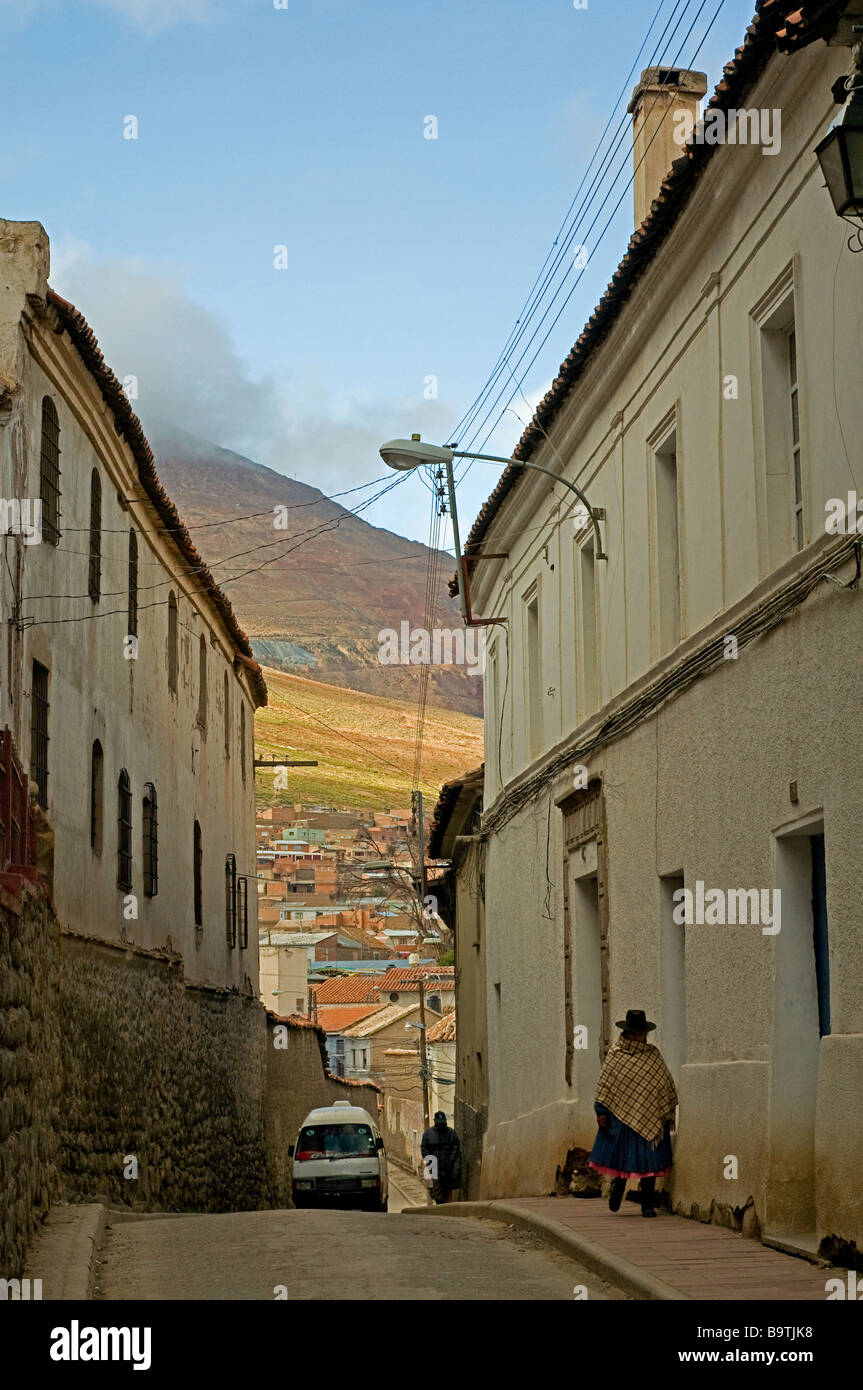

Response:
(289, 1102), (388, 1212)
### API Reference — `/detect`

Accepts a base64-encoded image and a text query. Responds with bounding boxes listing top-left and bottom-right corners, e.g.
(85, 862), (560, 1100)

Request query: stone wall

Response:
(0, 889), (62, 1277)
(265, 1014), (381, 1207)
(58, 932), (271, 1215)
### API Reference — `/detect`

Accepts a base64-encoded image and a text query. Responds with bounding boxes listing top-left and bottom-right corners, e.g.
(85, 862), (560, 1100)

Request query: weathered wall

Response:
(0, 891), (61, 1277)
(382, 1093), (425, 1172)
(452, 839), (487, 1201)
(265, 1015), (381, 1207)
(58, 932), (271, 1214)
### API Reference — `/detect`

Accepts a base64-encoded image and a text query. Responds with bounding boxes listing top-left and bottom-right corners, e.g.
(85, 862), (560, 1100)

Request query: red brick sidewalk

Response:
(506, 1197), (838, 1300)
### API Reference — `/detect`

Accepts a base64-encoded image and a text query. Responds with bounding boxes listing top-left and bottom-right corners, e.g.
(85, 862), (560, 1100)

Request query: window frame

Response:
(117, 768), (133, 891)
(143, 782), (158, 897)
(193, 819), (203, 927)
(90, 739), (104, 854)
(39, 396), (61, 546)
(88, 469), (102, 603)
(30, 661), (50, 809)
(128, 528), (139, 639)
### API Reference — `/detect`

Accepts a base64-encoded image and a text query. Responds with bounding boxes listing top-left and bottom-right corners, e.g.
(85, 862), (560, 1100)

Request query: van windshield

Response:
(296, 1123), (375, 1159)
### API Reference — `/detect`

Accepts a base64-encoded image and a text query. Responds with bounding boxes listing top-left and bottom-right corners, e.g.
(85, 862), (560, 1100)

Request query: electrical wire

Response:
(451, 0), (726, 484)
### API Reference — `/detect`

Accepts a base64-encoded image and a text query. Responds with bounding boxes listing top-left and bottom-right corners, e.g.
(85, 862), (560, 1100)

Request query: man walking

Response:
(421, 1111), (462, 1204)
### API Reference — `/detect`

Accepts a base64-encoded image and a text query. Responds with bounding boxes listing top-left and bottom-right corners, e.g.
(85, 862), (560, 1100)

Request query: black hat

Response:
(433, 1111), (447, 1123)
(615, 1008), (656, 1033)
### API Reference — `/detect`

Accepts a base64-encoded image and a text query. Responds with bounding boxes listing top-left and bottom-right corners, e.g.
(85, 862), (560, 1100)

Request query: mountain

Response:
(255, 666), (484, 809)
(152, 427), (482, 716)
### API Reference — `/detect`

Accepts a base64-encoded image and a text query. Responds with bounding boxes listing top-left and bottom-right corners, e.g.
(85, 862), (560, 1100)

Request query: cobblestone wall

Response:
(0, 890), (62, 1277)
(58, 932), (271, 1214)
(265, 1015), (381, 1206)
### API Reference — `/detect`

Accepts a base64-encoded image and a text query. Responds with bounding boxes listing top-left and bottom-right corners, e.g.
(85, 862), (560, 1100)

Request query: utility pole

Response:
(418, 978), (431, 1132)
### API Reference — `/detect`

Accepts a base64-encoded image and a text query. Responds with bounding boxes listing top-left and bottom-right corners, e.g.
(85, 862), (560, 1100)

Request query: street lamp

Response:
(379, 434), (606, 626)
(815, 40), (863, 248)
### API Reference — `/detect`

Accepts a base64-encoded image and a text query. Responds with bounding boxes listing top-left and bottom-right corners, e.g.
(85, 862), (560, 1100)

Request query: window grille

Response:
(225, 852), (237, 947)
(198, 634), (208, 728)
(237, 875), (249, 949)
(128, 529), (138, 638)
(167, 592), (178, 693)
(90, 740), (103, 852)
(88, 469), (102, 602)
(143, 783), (158, 897)
(117, 769), (132, 890)
(39, 397), (61, 545)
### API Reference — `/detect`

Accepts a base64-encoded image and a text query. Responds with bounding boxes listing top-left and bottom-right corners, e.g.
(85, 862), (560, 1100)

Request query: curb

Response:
(23, 1202), (108, 1301)
(399, 1200), (689, 1301)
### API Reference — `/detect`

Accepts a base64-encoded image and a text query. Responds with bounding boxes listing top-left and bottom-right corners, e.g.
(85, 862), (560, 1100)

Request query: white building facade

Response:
(0, 220), (266, 989)
(466, 3), (863, 1260)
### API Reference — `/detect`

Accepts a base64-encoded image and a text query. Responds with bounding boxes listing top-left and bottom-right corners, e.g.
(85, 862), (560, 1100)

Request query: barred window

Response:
(193, 819), (203, 927)
(237, 875), (249, 949)
(197, 633), (207, 729)
(30, 661), (49, 809)
(39, 397), (61, 545)
(223, 673), (230, 758)
(167, 591), (178, 693)
(88, 469), (102, 602)
(143, 783), (158, 897)
(117, 769), (132, 891)
(90, 740), (103, 853)
(225, 852), (237, 948)
(128, 529), (138, 638)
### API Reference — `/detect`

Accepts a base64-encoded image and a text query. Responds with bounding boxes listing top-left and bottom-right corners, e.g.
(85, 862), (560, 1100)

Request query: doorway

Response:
(767, 816), (829, 1240)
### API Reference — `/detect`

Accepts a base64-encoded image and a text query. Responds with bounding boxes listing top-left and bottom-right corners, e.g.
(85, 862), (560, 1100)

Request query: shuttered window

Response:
(39, 397), (61, 545)
(88, 469), (102, 602)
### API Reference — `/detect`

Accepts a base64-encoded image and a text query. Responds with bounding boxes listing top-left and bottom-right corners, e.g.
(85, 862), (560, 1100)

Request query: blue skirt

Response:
(589, 1106), (672, 1178)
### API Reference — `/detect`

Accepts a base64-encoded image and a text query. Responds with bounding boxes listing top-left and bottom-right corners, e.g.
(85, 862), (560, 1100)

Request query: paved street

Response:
(93, 1205), (628, 1301)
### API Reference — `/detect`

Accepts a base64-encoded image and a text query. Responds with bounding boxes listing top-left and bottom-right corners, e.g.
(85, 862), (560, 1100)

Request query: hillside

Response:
(254, 666), (484, 809)
(152, 426), (482, 716)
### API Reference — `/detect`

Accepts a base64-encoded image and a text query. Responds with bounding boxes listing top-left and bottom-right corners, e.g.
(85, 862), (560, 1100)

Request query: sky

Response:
(1, 0), (758, 548)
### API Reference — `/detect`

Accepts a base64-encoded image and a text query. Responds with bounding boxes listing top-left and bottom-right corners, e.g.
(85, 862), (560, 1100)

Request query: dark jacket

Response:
(421, 1123), (462, 1187)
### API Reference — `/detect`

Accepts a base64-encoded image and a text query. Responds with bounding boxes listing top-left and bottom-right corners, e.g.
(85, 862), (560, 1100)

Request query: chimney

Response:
(628, 68), (707, 227)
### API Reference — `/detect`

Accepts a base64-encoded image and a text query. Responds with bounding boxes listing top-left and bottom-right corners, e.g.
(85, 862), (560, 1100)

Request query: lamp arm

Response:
(451, 450), (606, 559)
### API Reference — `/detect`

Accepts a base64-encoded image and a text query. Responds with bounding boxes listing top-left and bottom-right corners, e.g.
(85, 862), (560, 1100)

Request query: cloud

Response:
(0, 0), (236, 32)
(52, 248), (451, 495)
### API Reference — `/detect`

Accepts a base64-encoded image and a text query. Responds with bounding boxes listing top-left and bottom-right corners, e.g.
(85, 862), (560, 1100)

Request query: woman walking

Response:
(589, 1008), (678, 1217)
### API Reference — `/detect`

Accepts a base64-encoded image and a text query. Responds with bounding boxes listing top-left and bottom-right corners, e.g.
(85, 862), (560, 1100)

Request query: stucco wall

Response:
(477, 581), (863, 1257)
(265, 1015), (381, 1207)
(469, 35), (863, 1259)
(0, 220), (260, 993)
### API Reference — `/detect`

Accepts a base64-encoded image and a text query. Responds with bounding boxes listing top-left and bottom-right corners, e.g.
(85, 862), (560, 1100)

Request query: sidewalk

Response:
(400, 1196), (845, 1300)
